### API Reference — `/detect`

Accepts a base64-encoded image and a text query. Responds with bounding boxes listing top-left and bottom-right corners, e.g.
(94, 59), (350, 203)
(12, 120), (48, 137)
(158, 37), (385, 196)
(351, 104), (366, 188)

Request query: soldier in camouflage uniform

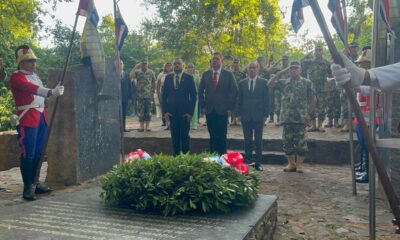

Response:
(268, 61), (314, 173)
(273, 55), (290, 126)
(340, 41), (359, 132)
(130, 59), (156, 132)
(325, 78), (341, 128)
(303, 45), (331, 132)
(230, 58), (246, 125)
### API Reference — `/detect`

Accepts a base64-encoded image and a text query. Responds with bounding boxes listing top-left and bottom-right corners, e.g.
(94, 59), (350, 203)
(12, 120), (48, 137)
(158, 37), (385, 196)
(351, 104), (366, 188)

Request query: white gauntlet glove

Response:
(51, 83), (64, 97)
(331, 53), (366, 88)
(36, 83), (64, 98)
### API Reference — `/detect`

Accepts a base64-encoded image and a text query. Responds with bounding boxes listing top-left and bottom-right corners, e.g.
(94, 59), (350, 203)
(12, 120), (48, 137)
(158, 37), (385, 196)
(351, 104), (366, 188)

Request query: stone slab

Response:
(0, 187), (277, 240)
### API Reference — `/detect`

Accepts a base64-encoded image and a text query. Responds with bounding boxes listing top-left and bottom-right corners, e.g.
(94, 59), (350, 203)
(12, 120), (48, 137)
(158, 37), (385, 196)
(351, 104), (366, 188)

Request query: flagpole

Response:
(33, 12), (81, 185)
(114, 0), (125, 161)
(307, 0), (400, 232)
(340, 0), (357, 196)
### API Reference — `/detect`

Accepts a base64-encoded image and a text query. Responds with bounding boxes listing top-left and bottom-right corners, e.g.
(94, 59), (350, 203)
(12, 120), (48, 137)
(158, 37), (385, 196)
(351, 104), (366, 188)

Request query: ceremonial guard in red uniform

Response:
(10, 45), (64, 200)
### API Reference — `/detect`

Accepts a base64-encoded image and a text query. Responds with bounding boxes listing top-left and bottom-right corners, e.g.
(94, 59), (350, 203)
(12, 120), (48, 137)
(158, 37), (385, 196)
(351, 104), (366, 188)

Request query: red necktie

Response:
(212, 71), (218, 89)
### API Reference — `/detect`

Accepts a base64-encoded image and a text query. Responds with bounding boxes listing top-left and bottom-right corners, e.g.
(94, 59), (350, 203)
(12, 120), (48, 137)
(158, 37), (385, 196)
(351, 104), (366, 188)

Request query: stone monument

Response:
(45, 60), (121, 186)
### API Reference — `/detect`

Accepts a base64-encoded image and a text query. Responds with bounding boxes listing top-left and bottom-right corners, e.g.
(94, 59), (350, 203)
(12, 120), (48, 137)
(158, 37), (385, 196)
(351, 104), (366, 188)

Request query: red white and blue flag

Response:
(76, 0), (99, 27)
(328, 0), (346, 44)
(291, 0), (310, 33)
(115, 4), (128, 51)
(380, 0), (392, 33)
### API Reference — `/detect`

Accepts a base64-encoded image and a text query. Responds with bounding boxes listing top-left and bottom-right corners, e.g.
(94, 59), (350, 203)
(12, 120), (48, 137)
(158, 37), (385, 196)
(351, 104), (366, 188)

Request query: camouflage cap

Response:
(289, 61), (301, 68)
(141, 58), (148, 63)
(257, 56), (265, 61)
(233, 58), (240, 63)
(282, 55), (289, 60)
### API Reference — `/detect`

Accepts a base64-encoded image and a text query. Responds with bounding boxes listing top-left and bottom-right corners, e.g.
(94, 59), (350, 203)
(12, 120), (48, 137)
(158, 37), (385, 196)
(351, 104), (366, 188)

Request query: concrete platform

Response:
(0, 187), (277, 240)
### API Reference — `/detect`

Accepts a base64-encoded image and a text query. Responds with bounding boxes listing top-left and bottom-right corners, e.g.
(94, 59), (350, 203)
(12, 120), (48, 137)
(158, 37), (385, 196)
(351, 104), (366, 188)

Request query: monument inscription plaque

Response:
(0, 187), (277, 239)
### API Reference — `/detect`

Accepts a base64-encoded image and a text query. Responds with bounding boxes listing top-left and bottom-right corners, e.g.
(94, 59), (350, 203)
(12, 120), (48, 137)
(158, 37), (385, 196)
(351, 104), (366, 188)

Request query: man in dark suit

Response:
(237, 61), (269, 171)
(162, 58), (196, 156)
(199, 52), (238, 155)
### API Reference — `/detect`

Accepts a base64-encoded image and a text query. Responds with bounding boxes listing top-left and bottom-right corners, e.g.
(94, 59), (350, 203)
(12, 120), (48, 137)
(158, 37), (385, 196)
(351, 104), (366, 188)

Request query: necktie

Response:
(212, 71), (218, 89)
(250, 79), (254, 92)
(175, 75), (179, 89)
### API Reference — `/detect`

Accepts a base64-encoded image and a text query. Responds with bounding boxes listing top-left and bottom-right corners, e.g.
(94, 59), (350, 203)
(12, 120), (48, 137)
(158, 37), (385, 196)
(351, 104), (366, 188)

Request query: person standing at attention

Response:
(236, 62), (269, 171)
(162, 58), (196, 156)
(198, 52), (238, 155)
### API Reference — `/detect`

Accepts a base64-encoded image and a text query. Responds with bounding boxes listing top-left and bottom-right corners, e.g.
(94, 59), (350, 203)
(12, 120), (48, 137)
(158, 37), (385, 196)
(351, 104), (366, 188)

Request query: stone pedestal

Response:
(45, 60), (121, 186)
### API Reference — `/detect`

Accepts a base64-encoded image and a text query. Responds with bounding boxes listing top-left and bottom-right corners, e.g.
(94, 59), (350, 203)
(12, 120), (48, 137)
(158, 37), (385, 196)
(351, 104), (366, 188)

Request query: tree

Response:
(143, 0), (285, 69)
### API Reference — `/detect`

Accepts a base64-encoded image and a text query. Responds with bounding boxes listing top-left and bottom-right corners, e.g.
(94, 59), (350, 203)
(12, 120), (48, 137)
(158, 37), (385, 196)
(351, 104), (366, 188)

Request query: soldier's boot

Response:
(334, 118), (340, 128)
(283, 155), (296, 172)
(145, 121), (151, 132)
(20, 156), (36, 201)
(340, 119), (349, 132)
(317, 121), (326, 132)
(307, 119), (318, 132)
(324, 118), (333, 128)
(138, 122), (145, 132)
(32, 159), (52, 194)
(296, 156), (305, 173)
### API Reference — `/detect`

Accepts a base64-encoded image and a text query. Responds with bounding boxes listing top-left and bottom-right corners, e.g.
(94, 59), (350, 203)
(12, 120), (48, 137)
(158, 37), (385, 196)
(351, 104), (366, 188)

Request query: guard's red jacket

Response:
(10, 70), (48, 128)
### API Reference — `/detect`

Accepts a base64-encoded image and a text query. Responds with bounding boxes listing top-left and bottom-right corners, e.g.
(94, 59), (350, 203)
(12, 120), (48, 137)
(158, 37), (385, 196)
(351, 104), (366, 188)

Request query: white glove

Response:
(51, 83), (64, 97)
(331, 53), (366, 88)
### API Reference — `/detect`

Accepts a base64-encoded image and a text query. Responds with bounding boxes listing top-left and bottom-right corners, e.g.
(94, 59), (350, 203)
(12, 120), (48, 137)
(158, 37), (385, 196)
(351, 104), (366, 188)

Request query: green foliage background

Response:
(0, 0), (373, 131)
(100, 153), (259, 216)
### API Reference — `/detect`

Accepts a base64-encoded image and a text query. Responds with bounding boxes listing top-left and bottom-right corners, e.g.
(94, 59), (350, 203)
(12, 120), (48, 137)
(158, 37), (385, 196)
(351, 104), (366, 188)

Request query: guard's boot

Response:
(340, 119), (349, 132)
(307, 119), (318, 132)
(283, 155), (296, 172)
(317, 121), (326, 132)
(32, 159), (52, 194)
(296, 156), (305, 173)
(20, 157), (36, 201)
(356, 152), (369, 183)
(324, 118), (333, 128)
(334, 118), (340, 128)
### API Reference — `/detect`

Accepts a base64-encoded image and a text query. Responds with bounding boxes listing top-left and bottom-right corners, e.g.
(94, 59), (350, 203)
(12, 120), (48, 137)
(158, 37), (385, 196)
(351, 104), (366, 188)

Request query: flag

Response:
(115, 4), (128, 51)
(380, 0), (392, 33)
(77, 0), (90, 17)
(80, 0), (105, 92)
(328, 0), (346, 44)
(76, 0), (99, 27)
(291, 0), (309, 33)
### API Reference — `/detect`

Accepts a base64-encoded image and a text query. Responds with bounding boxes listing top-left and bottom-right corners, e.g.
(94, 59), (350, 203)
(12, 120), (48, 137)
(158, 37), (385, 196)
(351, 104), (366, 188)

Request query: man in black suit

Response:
(237, 62), (269, 171)
(162, 58), (197, 156)
(199, 52), (238, 155)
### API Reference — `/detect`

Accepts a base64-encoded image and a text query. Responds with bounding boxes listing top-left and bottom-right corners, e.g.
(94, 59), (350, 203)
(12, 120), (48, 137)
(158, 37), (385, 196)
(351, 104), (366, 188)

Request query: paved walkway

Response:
(124, 115), (352, 141)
